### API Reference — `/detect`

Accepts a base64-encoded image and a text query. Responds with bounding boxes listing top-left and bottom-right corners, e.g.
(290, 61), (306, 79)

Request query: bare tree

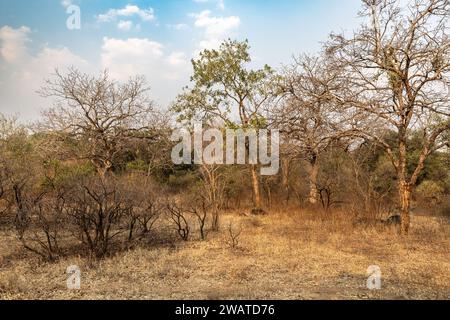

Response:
(124, 177), (164, 242)
(327, 0), (450, 233)
(67, 177), (129, 258)
(199, 164), (224, 231)
(187, 199), (210, 240)
(39, 68), (158, 179)
(225, 222), (243, 250)
(274, 55), (349, 205)
(17, 191), (66, 261)
(167, 203), (190, 241)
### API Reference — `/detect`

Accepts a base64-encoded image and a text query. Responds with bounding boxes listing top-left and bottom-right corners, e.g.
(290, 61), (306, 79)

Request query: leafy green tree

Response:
(172, 39), (277, 212)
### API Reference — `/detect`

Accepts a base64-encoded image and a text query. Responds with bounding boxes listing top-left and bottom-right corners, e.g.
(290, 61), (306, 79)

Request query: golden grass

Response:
(0, 210), (449, 300)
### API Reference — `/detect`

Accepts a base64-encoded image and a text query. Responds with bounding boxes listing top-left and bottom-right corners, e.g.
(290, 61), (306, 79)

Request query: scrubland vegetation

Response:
(0, 0), (449, 299)
(1, 210), (449, 299)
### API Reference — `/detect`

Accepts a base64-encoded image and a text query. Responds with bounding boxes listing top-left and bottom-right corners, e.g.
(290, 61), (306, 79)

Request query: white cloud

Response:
(166, 51), (187, 68)
(0, 26), (89, 120)
(0, 26), (31, 63)
(61, 0), (80, 9)
(101, 37), (189, 80)
(218, 0), (225, 11)
(192, 10), (240, 50)
(61, 0), (72, 8)
(100, 37), (190, 104)
(166, 52), (186, 66)
(117, 20), (133, 31)
(167, 23), (188, 31)
(101, 37), (164, 79)
(97, 5), (155, 23)
(194, 10), (239, 38)
(0, 26), (190, 120)
(193, 0), (225, 11)
(164, 52), (189, 80)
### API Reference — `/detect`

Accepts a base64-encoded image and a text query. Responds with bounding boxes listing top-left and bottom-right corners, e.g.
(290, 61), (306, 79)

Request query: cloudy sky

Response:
(0, 0), (363, 121)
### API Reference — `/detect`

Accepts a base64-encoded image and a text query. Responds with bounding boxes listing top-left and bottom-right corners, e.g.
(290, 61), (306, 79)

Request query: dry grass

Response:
(0, 209), (449, 300)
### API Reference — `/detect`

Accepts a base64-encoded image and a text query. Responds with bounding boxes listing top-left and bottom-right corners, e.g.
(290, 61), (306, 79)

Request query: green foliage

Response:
(126, 159), (148, 173)
(41, 159), (94, 190)
(172, 39), (277, 129)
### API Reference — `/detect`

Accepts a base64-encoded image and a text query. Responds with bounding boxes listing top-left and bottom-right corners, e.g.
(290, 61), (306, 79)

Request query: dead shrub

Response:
(66, 177), (130, 258)
(187, 201), (209, 241)
(121, 176), (165, 242)
(167, 203), (190, 241)
(225, 222), (243, 250)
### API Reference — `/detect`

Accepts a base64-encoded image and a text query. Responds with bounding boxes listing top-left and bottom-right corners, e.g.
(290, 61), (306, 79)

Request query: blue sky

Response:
(0, 0), (363, 121)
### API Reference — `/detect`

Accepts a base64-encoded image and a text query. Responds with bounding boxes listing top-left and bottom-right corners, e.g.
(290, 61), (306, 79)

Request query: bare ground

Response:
(0, 210), (449, 300)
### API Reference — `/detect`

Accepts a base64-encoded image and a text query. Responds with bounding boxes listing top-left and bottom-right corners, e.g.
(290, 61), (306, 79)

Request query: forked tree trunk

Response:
(251, 164), (262, 210)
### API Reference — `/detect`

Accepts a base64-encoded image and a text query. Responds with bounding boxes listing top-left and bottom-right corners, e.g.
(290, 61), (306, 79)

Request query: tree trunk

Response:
(281, 157), (290, 205)
(308, 155), (319, 205)
(211, 206), (220, 232)
(251, 164), (262, 210)
(398, 137), (411, 234)
(399, 180), (412, 234)
(266, 183), (272, 209)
